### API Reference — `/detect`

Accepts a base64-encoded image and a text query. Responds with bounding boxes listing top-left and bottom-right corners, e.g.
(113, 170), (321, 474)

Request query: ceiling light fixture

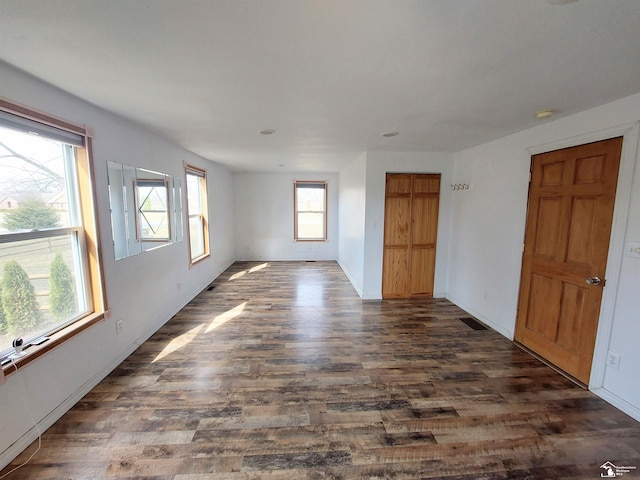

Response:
(381, 131), (399, 137)
(536, 109), (555, 119)
(260, 129), (276, 135)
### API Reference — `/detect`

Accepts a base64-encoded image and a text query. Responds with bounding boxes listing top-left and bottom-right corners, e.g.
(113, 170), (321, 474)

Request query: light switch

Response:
(626, 242), (640, 259)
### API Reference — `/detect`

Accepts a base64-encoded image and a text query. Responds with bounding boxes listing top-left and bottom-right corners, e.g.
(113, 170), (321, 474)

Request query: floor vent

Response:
(458, 317), (488, 331)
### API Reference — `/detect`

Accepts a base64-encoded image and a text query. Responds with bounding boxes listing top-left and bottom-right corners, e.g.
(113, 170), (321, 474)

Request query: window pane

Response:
(186, 174), (202, 215)
(185, 167), (208, 263)
(297, 212), (324, 239)
(136, 181), (169, 241)
(0, 125), (77, 230)
(296, 185), (325, 212)
(189, 216), (205, 259)
(0, 233), (87, 354)
(295, 182), (326, 240)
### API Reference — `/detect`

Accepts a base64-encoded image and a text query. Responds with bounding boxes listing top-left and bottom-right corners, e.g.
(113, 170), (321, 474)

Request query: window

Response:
(0, 101), (104, 366)
(294, 181), (327, 241)
(135, 177), (170, 242)
(185, 165), (208, 264)
(107, 162), (184, 259)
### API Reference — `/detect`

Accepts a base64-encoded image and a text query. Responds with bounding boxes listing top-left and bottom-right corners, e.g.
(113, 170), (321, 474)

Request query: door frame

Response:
(520, 121), (639, 389)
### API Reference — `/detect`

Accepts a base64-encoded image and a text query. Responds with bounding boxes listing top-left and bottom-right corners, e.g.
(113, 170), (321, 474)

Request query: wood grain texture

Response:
(2, 261), (639, 479)
(383, 174), (440, 298)
(516, 137), (623, 383)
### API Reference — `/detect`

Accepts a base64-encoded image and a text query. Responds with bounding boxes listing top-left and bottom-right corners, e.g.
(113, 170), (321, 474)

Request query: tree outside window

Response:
(0, 105), (103, 360)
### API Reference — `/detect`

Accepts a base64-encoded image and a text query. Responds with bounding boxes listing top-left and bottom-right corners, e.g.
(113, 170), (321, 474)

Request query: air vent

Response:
(459, 317), (488, 331)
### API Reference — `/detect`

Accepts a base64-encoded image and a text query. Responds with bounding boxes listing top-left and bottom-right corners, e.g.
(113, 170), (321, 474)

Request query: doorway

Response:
(514, 137), (623, 384)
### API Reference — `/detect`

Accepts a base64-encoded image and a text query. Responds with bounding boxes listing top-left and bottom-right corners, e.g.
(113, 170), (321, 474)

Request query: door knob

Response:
(585, 276), (602, 285)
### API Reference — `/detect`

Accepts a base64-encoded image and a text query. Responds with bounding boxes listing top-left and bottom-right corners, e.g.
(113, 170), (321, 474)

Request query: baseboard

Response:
(0, 260), (235, 471)
(235, 256), (338, 262)
(336, 260), (363, 298)
(0, 341), (134, 470)
(443, 296), (640, 422)
(445, 293), (514, 340)
(138, 258), (235, 343)
(591, 387), (640, 422)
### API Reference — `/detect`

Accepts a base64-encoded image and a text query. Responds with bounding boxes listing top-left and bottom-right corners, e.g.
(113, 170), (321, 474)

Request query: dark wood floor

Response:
(2, 261), (639, 479)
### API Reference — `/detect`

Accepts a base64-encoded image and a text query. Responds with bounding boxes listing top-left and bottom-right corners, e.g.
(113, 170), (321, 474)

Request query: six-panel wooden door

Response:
(514, 137), (622, 384)
(382, 173), (440, 298)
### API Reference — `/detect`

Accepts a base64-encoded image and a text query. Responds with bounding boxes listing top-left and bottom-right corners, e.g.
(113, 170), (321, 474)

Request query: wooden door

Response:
(409, 175), (440, 295)
(382, 173), (440, 298)
(514, 137), (623, 384)
(382, 174), (411, 297)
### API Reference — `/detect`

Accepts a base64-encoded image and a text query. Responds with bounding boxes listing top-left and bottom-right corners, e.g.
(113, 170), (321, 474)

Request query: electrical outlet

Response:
(607, 351), (621, 370)
(115, 319), (123, 335)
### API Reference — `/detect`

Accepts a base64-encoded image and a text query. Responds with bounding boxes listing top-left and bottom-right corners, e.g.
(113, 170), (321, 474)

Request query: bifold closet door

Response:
(382, 173), (440, 298)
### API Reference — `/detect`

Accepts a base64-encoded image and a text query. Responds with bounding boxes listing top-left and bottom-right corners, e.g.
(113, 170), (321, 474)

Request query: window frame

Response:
(294, 180), (328, 242)
(184, 164), (209, 265)
(134, 177), (171, 243)
(0, 99), (106, 376)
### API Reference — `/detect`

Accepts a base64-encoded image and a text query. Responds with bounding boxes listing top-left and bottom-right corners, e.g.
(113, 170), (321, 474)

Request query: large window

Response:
(294, 181), (327, 241)
(0, 102), (104, 366)
(185, 165), (209, 264)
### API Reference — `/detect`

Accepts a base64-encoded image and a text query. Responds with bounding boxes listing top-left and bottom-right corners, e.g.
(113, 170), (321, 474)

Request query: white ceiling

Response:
(1, 0), (639, 172)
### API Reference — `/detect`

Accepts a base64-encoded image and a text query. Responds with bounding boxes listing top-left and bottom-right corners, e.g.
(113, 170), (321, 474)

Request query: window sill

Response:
(189, 252), (210, 267)
(1, 311), (105, 377)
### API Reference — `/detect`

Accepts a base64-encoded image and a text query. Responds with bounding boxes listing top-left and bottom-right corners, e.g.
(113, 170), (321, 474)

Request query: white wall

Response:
(446, 139), (530, 338)
(338, 153), (367, 295)
(233, 172), (339, 261)
(361, 152), (454, 299)
(0, 63), (236, 468)
(449, 93), (640, 420)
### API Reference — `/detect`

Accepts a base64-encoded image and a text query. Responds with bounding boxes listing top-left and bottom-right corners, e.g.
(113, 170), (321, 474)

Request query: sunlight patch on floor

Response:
(205, 301), (247, 333)
(152, 324), (204, 363)
(249, 262), (268, 273)
(229, 270), (246, 280)
(229, 262), (269, 280)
